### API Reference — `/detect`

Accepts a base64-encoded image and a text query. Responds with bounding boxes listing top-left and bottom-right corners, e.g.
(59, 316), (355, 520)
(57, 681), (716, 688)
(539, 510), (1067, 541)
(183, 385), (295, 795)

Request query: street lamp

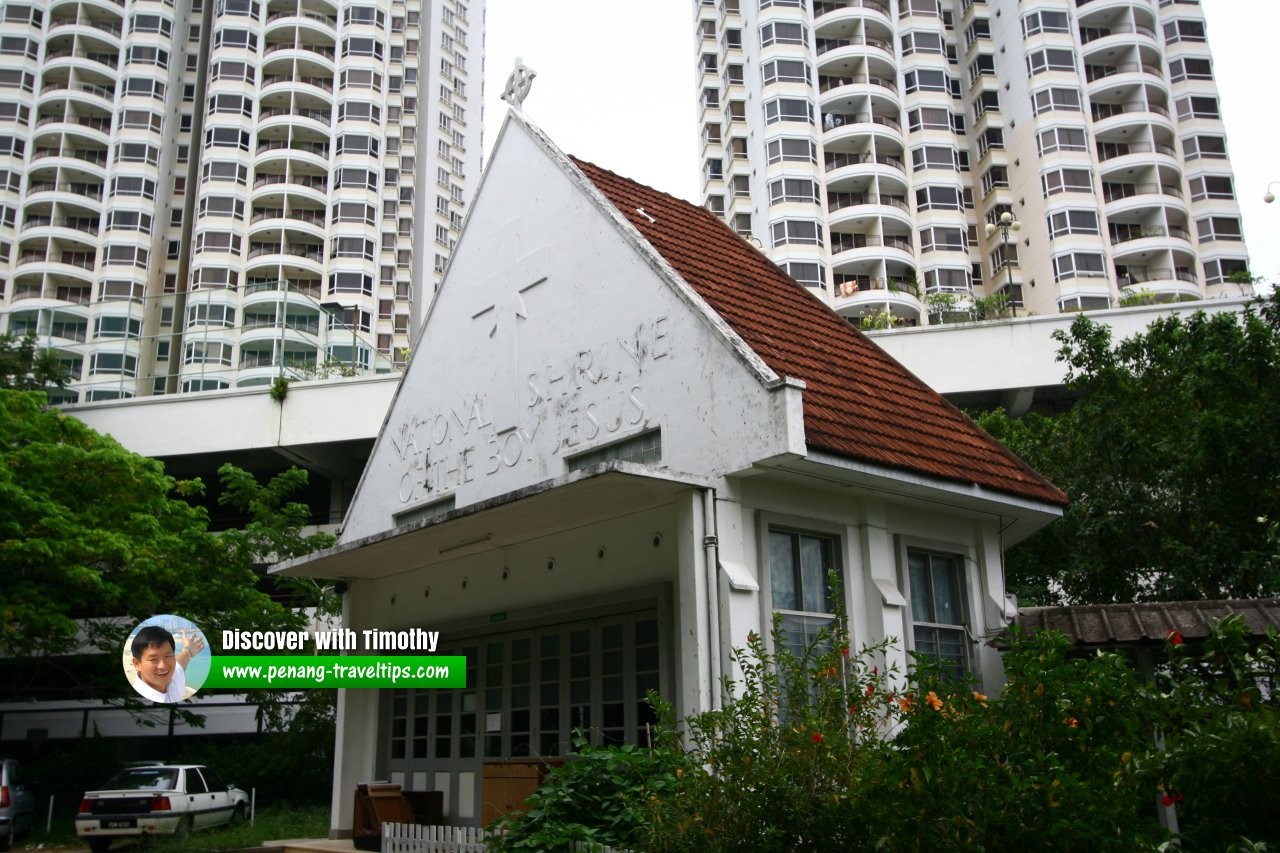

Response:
(1265, 181), (1280, 203)
(319, 301), (359, 375)
(984, 211), (1023, 292)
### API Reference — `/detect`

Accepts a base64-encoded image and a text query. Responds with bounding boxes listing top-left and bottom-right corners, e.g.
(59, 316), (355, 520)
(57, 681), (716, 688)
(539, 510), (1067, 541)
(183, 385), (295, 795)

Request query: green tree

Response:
(976, 293), (1280, 604)
(0, 332), (70, 392)
(0, 390), (332, 695)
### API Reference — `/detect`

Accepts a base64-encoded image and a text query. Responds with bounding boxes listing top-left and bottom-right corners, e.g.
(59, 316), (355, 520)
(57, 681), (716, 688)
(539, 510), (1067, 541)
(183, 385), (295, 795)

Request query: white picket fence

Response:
(381, 823), (634, 853)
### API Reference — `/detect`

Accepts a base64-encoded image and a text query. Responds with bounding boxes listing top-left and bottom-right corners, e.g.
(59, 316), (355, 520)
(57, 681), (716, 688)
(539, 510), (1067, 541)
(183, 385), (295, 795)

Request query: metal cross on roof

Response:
(501, 57), (536, 108)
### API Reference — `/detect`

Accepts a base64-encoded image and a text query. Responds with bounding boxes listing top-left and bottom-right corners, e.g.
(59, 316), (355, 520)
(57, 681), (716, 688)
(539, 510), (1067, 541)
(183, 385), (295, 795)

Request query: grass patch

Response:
(142, 804), (330, 852)
(16, 804), (329, 852)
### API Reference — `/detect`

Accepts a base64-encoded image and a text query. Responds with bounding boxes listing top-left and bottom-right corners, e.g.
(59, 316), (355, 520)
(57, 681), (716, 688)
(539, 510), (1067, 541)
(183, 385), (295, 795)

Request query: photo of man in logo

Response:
(123, 617), (210, 703)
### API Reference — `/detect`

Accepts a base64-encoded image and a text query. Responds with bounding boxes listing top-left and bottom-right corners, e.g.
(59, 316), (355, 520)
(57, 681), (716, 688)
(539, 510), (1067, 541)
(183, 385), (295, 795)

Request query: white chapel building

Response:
(275, 111), (1067, 833)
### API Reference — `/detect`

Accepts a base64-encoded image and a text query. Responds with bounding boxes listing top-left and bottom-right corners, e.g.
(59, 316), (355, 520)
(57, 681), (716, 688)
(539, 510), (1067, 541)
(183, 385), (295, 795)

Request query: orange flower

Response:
(972, 691), (988, 707)
(1065, 716), (1079, 729)
(925, 691), (943, 711)
(898, 695), (914, 712)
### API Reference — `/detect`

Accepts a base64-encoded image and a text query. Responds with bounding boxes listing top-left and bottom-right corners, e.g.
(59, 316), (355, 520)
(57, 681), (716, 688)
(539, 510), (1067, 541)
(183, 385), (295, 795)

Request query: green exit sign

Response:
(490, 612), (507, 623)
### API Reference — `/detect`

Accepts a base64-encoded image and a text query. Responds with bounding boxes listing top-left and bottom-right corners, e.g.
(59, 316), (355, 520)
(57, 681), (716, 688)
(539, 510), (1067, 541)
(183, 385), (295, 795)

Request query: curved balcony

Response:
(1084, 62), (1166, 98)
(251, 172), (329, 205)
(254, 138), (331, 171)
(814, 0), (891, 27)
(822, 112), (903, 150)
(822, 149), (907, 188)
(261, 41), (336, 65)
(261, 73), (334, 101)
(38, 80), (115, 111)
(33, 113), (112, 144)
(832, 275), (922, 326)
(29, 146), (108, 177)
(1095, 140), (1179, 177)
(829, 231), (915, 267)
(25, 180), (104, 208)
(241, 276), (323, 304)
(44, 47), (118, 76)
(815, 34), (894, 67)
(1091, 101), (1174, 137)
(246, 241), (325, 276)
(1103, 182), (1187, 217)
(264, 9), (337, 38)
(1078, 22), (1159, 57)
(258, 105), (333, 134)
(248, 204), (326, 238)
(1109, 225), (1193, 260)
(826, 191), (912, 230)
(817, 73), (898, 111)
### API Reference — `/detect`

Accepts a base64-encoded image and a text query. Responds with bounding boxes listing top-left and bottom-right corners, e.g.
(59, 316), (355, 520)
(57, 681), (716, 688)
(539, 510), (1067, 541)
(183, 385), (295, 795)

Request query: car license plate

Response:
(102, 819), (137, 829)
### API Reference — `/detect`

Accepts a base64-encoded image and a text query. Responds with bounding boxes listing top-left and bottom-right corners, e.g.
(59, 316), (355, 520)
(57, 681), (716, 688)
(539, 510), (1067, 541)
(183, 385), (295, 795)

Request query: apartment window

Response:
(126, 46), (169, 68)
(204, 127), (250, 151)
(919, 226), (967, 253)
(94, 316), (142, 339)
(331, 237), (375, 259)
(342, 69), (382, 90)
(1021, 10), (1069, 37)
(1, 5), (40, 25)
(198, 196), (244, 220)
(343, 37), (384, 59)
(106, 210), (154, 232)
(212, 61), (255, 83)
(973, 89), (1000, 121)
(760, 21), (806, 47)
(1032, 87), (1082, 115)
(213, 28), (256, 50)
(0, 70), (34, 92)
(727, 64), (744, 85)
(782, 261), (823, 288)
(192, 267), (239, 289)
(905, 69), (948, 95)
(770, 219), (823, 247)
(1036, 125), (1087, 154)
(1203, 257), (1248, 285)
(1052, 252), (1107, 281)
(768, 178), (818, 205)
(337, 135), (380, 156)
(328, 272), (373, 295)
(1195, 216), (1243, 243)
(1026, 48), (1075, 77)
(979, 166), (1008, 196)
(89, 353), (138, 377)
(900, 0), (941, 17)
(210, 94), (253, 117)
(762, 59), (809, 86)
(0, 137), (22, 157)
(766, 137), (816, 164)
(976, 127), (1003, 157)
(732, 175), (751, 198)
(901, 31), (944, 55)
(768, 528), (841, 659)
(1163, 19), (1206, 43)
(331, 202), (376, 224)
(193, 231), (241, 253)
(111, 177), (157, 199)
(702, 86), (720, 109)
(912, 145), (965, 171)
(0, 37), (37, 58)
(186, 303), (236, 327)
(123, 78), (166, 99)
(201, 160), (248, 185)
(967, 54), (995, 87)
(1047, 209), (1100, 238)
(184, 341), (233, 366)
(345, 5), (384, 26)
(924, 268), (970, 292)
(1042, 167), (1094, 196)
(1182, 134), (1227, 160)
(764, 98), (813, 125)
(1176, 96), (1220, 120)
(1188, 175), (1234, 200)
(334, 167), (378, 189)
(131, 13), (173, 34)
(905, 549), (969, 675)
(701, 53), (717, 73)
(915, 185), (962, 211)
(1169, 57), (1213, 83)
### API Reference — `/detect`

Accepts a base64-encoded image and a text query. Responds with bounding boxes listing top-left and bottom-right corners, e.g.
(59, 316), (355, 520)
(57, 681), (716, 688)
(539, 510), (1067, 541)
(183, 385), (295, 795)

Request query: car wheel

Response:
(0, 821), (12, 853)
(89, 839), (113, 853)
(230, 803), (246, 824)
(174, 815), (194, 843)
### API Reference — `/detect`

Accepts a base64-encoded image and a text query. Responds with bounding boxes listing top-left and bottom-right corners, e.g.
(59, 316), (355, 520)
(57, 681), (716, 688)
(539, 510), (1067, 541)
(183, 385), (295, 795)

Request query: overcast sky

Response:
(481, 0), (1280, 284)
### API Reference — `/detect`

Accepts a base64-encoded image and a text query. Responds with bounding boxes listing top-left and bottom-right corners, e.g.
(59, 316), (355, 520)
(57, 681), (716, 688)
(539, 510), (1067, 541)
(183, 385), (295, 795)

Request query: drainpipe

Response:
(702, 488), (722, 711)
(164, 0), (215, 394)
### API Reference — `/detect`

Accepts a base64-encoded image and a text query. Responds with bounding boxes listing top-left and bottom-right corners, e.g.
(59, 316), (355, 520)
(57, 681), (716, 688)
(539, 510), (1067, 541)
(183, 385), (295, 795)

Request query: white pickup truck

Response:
(75, 764), (248, 852)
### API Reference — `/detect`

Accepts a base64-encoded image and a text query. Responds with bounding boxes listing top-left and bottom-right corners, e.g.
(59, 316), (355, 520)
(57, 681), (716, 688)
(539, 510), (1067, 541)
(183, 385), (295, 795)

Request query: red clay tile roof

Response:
(571, 156), (1067, 507)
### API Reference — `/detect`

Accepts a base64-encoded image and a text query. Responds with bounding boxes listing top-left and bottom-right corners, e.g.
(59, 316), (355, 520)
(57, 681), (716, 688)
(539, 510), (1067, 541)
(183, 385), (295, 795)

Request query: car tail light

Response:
(1, 786), (9, 808)
(78, 798), (92, 814)
(150, 796), (171, 811)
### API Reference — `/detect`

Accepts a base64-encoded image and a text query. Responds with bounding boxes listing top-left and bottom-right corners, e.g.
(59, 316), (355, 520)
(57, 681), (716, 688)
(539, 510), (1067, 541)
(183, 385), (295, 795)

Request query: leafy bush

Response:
(487, 737), (681, 852)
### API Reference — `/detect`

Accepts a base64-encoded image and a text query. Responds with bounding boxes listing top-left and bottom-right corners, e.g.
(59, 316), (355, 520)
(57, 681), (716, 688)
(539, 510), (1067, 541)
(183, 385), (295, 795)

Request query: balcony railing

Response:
(261, 74), (334, 92)
(256, 139), (331, 157)
(27, 181), (104, 200)
(250, 207), (325, 226)
(35, 114), (111, 132)
(827, 192), (909, 213)
(40, 81), (115, 100)
(814, 34), (893, 56)
(247, 243), (324, 262)
(32, 147), (107, 166)
(1079, 23), (1157, 44)
(1091, 101), (1171, 122)
(822, 112), (902, 133)
(1102, 182), (1184, 203)
(1084, 62), (1164, 83)
(265, 9), (337, 26)
(830, 232), (913, 254)
(813, 0), (890, 18)
(259, 105), (332, 123)
(1110, 225), (1192, 245)
(1096, 141), (1178, 161)
(818, 74), (897, 94)
(243, 278), (323, 297)
(824, 151), (906, 172)
(1117, 268), (1198, 286)
(833, 273), (918, 295)
(262, 42), (335, 60)
(252, 173), (328, 192)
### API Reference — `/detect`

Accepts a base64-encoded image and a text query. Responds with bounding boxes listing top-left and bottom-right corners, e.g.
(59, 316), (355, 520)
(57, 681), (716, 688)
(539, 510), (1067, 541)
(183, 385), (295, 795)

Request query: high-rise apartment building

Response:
(695, 0), (1249, 326)
(0, 0), (482, 402)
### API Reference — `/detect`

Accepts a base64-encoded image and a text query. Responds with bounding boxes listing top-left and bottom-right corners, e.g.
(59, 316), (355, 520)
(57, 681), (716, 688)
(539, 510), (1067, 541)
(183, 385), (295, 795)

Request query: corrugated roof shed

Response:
(1017, 599), (1280, 647)
(571, 156), (1067, 507)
